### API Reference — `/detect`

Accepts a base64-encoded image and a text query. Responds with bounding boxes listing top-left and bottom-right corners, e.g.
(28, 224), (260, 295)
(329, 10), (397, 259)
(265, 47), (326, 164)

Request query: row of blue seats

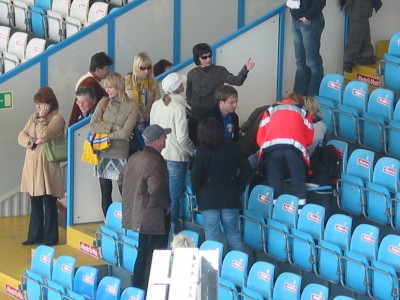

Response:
(19, 244), (145, 300)
(336, 148), (400, 229)
(240, 192), (400, 300)
(219, 250), (353, 300)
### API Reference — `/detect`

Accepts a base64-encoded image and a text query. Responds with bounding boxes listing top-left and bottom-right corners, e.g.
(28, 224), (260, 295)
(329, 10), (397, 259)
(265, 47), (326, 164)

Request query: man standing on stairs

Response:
(342, 0), (382, 73)
(121, 124), (171, 291)
(287, 0), (326, 97)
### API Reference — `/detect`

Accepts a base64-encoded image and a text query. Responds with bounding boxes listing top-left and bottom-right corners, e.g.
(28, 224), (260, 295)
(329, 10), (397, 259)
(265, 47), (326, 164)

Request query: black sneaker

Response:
(356, 56), (376, 65)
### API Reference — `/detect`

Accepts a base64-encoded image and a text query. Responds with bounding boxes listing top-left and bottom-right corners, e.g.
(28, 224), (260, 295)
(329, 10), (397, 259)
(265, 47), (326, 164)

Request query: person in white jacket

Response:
(150, 72), (195, 233)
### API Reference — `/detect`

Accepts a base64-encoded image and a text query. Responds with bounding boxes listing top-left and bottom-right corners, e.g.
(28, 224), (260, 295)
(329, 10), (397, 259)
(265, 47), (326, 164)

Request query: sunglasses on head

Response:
(200, 54), (212, 60)
(140, 66), (152, 71)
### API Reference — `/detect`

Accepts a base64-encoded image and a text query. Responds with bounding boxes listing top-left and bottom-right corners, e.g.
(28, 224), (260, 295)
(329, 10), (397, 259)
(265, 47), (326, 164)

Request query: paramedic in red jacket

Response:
(256, 98), (314, 207)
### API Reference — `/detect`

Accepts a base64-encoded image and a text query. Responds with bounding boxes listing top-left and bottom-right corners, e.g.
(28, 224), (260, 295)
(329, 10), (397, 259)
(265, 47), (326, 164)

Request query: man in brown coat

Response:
(122, 124), (171, 290)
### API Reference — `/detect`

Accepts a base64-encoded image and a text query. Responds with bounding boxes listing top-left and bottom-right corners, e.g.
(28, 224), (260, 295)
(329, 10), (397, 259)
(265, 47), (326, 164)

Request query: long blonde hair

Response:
(130, 52), (157, 100)
(104, 72), (129, 102)
(303, 96), (323, 122)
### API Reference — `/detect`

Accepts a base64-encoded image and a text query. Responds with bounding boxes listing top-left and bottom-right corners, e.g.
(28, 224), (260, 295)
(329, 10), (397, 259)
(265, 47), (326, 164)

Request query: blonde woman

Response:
(18, 87), (65, 246)
(90, 72), (138, 217)
(303, 96), (326, 154)
(125, 52), (161, 150)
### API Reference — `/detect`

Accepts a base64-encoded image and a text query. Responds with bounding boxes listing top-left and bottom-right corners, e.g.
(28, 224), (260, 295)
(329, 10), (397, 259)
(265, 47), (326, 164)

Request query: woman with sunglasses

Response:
(125, 52), (161, 151)
(186, 43), (255, 144)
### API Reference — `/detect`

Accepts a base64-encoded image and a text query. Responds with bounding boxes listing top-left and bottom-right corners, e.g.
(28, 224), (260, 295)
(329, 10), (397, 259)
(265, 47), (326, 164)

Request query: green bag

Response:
(45, 138), (67, 163)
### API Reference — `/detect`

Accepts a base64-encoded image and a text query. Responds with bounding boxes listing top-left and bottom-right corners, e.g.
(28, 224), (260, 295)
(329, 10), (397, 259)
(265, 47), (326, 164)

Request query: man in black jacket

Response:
(209, 85), (240, 141)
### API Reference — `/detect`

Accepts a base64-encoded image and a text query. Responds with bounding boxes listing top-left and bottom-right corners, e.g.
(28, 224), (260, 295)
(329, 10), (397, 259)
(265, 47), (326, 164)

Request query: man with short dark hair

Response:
(209, 85), (240, 141)
(122, 124), (172, 291)
(69, 52), (113, 126)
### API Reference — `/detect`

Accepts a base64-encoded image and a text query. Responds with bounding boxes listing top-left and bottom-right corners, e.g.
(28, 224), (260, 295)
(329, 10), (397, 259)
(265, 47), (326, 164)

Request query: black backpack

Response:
(308, 144), (342, 187)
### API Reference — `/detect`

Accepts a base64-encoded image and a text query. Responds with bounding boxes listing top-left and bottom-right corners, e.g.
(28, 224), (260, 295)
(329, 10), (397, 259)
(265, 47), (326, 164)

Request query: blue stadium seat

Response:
(221, 250), (248, 289)
(218, 277), (238, 300)
(95, 225), (119, 268)
(29, 6), (47, 37)
(316, 73), (344, 105)
(379, 32), (400, 91)
(247, 184), (274, 220)
(387, 119), (400, 158)
(200, 240), (224, 270)
(300, 283), (329, 300)
(35, 0), (52, 11)
(265, 218), (290, 261)
(342, 80), (369, 113)
(335, 104), (360, 143)
(246, 261), (275, 299)
(240, 209), (265, 251)
(341, 224), (379, 294)
(326, 139), (349, 173)
(43, 255), (76, 299)
(289, 228), (316, 272)
(120, 286), (145, 300)
(64, 290), (86, 300)
(323, 214), (353, 250)
(364, 157), (400, 224)
(297, 203), (325, 240)
(272, 194), (299, 229)
(271, 272), (302, 300)
(369, 234), (400, 300)
(336, 173), (365, 215)
(333, 296), (355, 300)
(346, 148), (375, 181)
(105, 201), (125, 235)
(19, 245), (55, 300)
(315, 214), (352, 283)
(317, 97), (337, 134)
(360, 88), (394, 151)
(96, 276), (121, 300)
(119, 235), (138, 274)
(238, 287), (264, 300)
(316, 239), (342, 283)
(73, 266), (98, 299)
(391, 192), (400, 230)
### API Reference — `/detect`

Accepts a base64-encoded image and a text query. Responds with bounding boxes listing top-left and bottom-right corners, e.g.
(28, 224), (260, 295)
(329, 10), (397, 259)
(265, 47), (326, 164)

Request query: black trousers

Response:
(132, 215), (171, 290)
(26, 195), (59, 245)
(264, 147), (308, 200)
(99, 178), (123, 217)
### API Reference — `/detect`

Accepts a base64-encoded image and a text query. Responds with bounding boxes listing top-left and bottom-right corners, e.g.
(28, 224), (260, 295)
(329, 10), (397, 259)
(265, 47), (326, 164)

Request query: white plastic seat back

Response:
(46, 10), (64, 42)
(24, 37), (46, 60)
(0, 0), (13, 26)
(3, 51), (20, 72)
(84, 2), (108, 26)
(0, 26), (11, 54)
(65, 16), (82, 37)
(13, 0), (30, 31)
(19, 0), (34, 6)
(7, 31), (28, 59)
(69, 0), (89, 24)
(51, 0), (70, 18)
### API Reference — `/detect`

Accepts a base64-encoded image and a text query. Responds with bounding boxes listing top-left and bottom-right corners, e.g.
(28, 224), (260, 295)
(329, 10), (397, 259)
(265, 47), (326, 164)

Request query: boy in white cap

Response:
(150, 73), (195, 234)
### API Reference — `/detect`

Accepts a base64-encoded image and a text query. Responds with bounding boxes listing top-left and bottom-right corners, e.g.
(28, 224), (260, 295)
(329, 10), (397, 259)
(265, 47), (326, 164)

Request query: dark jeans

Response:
(292, 13), (325, 96)
(264, 147), (308, 200)
(26, 195), (59, 245)
(132, 217), (170, 290)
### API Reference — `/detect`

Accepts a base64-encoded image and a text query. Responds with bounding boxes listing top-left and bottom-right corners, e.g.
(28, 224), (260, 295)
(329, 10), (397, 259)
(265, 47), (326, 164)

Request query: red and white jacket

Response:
(256, 99), (314, 166)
